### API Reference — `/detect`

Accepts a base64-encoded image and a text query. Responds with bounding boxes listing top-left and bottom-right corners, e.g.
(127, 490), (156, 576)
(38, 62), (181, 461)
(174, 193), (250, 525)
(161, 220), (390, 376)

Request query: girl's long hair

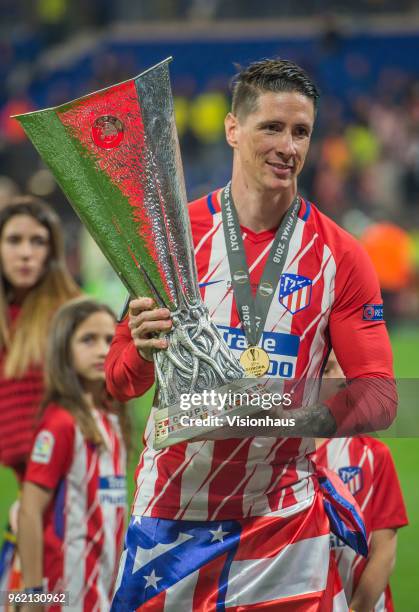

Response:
(0, 196), (80, 378)
(42, 297), (130, 453)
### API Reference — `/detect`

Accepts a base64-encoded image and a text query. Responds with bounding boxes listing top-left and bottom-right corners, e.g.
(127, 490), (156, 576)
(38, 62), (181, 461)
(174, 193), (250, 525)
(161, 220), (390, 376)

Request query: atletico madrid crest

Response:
(338, 466), (364, 495)
(279, 273), (312, 314)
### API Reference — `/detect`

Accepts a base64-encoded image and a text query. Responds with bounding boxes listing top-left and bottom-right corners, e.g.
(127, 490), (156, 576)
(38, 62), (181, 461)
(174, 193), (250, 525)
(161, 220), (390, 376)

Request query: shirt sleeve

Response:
(105, 318), (155, 402)
(324, 241), (397, 434)
(371, 443), (409, 530)
(24, 412), (75, 490)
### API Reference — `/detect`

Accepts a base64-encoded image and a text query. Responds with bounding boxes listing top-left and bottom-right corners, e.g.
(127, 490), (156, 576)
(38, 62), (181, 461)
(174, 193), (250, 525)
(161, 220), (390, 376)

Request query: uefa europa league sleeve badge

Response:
(15, 58), (268, 448)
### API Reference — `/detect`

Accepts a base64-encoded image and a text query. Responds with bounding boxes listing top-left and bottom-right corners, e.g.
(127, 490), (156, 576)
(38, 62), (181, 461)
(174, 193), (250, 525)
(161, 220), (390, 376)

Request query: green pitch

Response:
(1, 326), (418, 609)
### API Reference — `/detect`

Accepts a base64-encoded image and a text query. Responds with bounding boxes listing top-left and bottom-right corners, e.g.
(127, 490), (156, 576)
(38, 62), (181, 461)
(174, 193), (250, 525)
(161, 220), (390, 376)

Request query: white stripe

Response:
(373, 590), (386, 612)
(326, 438), (351, 472)
(291, 455), (316, 506)
(95, 413), (126, 607)
(173, 438), (251, 520)
(298, 286), (306, 310)
(261, 494), (315, 518)
(290, 288), (299, 312)
(135, 447), (168, 502)
(200, 214), (233, 322)
(133, 413), (171, 515)
(175, 441), (215, 519)
(242, 438), (287, 517)
(199, 213), (227, 284)
(333, 588), (349, 611)
(300, 246), (334, 341)
(225, 534), (330, 606)
(113, 549), (127, 599)
(194, 220), (222, 256)
(288, 232), (319, 268)
(145, 441), (208, 515)
(300, 246), (336, 405)
(164, 569), (199, 611)
(360, 483), (373, 512)
(63, 429), (88, 611)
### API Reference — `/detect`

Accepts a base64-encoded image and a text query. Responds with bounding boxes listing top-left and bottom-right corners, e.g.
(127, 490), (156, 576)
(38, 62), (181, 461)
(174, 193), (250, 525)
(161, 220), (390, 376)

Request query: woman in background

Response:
(0, 195), (79, 480)
(18, 297), (129, 611)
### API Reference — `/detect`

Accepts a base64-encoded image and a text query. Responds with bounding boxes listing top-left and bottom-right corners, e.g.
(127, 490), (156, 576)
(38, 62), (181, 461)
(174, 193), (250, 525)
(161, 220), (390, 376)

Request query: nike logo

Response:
(199, 280), (224, 288)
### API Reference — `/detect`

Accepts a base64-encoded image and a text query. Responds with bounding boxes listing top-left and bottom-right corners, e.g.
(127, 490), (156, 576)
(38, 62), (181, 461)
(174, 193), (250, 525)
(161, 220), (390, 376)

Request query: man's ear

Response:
(225, 112), (239, 148)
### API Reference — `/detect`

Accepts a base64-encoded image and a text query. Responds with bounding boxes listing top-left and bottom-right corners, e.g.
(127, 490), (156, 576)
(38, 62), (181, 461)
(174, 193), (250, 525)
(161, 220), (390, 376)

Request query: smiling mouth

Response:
(266, 161), (294, 171)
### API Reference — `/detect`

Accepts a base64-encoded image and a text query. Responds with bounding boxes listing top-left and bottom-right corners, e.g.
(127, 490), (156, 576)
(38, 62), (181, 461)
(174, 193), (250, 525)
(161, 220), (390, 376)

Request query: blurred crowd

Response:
(0, 1), (418, 323)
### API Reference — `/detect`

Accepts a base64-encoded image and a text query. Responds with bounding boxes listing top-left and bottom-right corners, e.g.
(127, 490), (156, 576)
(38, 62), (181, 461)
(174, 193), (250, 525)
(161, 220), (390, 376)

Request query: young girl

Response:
(18, 297), (130, 611)
(0, 196), (79, 481)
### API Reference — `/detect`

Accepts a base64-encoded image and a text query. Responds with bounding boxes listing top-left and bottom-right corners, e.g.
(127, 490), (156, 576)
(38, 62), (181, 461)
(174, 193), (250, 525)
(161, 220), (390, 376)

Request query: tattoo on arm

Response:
(286, 403), (337, 437)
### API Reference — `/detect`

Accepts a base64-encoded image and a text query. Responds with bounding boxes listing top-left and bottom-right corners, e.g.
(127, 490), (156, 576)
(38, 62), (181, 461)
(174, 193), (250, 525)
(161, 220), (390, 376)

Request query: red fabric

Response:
(0, 305), (44, 480)
(324, 236), (396, 434)
(368, 440), (408, 531)
(105, 318), (155, 402)
(24, 406), (75, 489)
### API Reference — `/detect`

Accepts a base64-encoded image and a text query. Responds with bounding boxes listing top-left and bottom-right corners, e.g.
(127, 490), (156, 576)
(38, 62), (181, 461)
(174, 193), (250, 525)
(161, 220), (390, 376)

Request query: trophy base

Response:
(153, 378), (268, 449)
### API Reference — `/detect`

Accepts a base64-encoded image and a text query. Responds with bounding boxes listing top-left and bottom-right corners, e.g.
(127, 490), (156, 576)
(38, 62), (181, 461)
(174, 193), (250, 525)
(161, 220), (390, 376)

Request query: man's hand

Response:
(128, 298), (173, 362)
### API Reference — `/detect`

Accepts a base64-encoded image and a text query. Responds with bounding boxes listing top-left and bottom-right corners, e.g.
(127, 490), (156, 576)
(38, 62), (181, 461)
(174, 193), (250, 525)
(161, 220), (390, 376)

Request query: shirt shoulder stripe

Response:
(206, 192), (216, 215)
(301, 199), (311, 222)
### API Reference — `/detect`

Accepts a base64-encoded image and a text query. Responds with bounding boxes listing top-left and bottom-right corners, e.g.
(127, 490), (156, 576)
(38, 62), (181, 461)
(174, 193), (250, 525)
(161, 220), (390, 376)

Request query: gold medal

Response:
(240, 346), (270, 377)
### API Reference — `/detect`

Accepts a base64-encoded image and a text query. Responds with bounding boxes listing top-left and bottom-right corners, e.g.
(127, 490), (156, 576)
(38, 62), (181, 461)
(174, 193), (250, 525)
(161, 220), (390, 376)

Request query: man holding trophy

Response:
(17, 58), (395, 610)
(105, 60), (395, 610)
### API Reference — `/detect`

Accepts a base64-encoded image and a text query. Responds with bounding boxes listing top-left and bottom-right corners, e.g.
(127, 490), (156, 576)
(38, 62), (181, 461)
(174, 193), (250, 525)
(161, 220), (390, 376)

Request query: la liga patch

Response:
(31, 430), (55, 464)
(362, 304), (384, 321)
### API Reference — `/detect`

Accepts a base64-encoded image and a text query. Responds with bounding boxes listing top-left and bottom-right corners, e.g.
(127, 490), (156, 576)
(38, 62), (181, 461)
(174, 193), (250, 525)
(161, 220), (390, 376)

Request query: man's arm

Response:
(105, 297), (171, 402)
(350, 529), (397, 612)
(323, 241), (396, 435)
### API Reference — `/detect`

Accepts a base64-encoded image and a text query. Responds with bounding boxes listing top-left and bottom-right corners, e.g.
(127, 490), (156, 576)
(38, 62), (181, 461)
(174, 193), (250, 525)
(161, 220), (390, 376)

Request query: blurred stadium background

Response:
(0, 0), (418, 609)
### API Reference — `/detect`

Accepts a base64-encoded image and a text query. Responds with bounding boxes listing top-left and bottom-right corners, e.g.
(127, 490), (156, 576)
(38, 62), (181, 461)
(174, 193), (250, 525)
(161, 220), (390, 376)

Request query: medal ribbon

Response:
(221, 181), (300, 347)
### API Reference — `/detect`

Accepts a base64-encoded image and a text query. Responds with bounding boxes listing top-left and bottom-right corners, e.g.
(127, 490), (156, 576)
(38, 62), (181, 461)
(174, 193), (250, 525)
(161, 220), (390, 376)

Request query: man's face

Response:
(225, 90), (315, 193)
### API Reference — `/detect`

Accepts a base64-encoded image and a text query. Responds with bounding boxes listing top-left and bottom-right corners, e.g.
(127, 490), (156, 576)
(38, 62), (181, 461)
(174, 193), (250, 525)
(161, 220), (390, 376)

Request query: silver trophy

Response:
(135, 60), (260, 448)
(15, 58), (263, 449)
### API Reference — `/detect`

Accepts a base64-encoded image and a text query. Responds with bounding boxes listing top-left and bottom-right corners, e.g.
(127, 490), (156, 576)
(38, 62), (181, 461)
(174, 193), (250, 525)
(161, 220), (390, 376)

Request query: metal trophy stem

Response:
(15, 58), (253, 449)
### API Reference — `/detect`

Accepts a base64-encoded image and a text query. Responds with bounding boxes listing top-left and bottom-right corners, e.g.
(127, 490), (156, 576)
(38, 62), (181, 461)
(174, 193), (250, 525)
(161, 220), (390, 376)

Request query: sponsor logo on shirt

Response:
(99, 475), (127, 506)
(338, 466), (363, 496)
(218, 325), (300, 378)
(362, 304), (384, 321)
(31, 430), (55, 464)
(279, 273), (312, 314)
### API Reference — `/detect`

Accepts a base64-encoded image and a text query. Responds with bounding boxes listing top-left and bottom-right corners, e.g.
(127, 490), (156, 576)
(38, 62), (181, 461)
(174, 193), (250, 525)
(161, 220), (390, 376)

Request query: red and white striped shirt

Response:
(313, 437), (408, 611)
(25, 403), (126, 611)
(106, 191), (394, 521)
